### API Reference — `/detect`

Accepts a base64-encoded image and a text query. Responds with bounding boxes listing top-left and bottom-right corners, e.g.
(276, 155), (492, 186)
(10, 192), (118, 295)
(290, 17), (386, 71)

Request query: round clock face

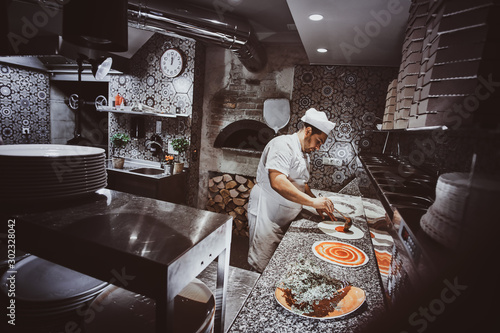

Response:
(160, 48), (184, 77)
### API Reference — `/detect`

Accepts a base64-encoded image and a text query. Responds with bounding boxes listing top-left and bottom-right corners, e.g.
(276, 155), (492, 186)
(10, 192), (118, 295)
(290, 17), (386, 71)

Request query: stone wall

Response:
(198, 44), (308, 209)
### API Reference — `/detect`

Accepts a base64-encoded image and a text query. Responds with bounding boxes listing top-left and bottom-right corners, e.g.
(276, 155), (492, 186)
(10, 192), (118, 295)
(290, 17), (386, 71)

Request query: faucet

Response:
(145, 134), (164, 162)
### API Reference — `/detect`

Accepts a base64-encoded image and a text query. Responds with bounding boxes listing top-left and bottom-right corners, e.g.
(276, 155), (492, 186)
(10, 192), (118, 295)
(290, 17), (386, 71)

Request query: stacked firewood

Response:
(206, 173), (255, 236)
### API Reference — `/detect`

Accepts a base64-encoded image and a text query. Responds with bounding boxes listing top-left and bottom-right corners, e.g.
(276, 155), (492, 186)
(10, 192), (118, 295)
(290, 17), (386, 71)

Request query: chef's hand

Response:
(316, 208), (332, 220)
(312, 197), (334, 219)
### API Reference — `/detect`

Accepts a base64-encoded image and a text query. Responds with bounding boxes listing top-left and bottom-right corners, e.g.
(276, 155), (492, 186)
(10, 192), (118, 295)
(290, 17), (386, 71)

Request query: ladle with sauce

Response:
(334, 207), (352, 232)
(318, 193), (352, 232)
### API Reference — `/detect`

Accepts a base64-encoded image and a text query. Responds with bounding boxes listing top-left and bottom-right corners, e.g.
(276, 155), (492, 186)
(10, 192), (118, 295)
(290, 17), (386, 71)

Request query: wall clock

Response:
(160, 48), (185, 77)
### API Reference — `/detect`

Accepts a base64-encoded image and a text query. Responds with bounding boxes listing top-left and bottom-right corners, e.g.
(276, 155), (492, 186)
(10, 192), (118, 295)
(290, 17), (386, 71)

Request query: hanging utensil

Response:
(68, 94), (79, 110)
(67, 57), (91, 146)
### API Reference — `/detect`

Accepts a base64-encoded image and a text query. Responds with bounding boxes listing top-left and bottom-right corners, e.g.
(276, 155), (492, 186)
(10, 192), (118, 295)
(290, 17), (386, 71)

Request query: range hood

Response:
(0, 0), (266, 74)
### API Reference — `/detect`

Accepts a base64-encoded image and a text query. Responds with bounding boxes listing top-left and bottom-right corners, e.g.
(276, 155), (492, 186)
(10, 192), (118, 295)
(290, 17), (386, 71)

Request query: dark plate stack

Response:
(0, 144), (107, 204)
(0, 255), (108, 332)
(84, 278), (215, 333)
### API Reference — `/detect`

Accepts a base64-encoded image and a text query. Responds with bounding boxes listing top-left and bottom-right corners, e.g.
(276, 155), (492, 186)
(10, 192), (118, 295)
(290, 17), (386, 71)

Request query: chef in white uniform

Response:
(247, 108), (336, 272)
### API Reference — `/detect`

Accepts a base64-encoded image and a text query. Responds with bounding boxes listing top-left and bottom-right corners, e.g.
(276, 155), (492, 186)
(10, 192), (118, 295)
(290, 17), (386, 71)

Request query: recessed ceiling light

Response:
(317, 48), (328, 53)
(309, 14), (324, 21)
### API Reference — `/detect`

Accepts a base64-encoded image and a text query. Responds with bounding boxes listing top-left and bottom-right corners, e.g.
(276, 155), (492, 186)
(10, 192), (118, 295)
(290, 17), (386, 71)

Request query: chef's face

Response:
(304, 131), (328, 153)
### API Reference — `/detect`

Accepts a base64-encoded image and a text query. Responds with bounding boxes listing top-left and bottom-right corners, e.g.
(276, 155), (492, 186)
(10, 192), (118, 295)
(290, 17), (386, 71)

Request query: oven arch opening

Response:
(214, 119), (275, 152)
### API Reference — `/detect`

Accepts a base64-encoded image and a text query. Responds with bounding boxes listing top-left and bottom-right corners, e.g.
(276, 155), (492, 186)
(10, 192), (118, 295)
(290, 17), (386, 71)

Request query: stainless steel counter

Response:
(5, 189), (232, 333)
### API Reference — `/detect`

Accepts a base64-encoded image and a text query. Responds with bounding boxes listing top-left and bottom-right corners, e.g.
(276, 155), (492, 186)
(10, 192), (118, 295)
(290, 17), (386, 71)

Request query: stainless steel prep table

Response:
(228, 191), (386, 333)
(6, 189), (232, 333)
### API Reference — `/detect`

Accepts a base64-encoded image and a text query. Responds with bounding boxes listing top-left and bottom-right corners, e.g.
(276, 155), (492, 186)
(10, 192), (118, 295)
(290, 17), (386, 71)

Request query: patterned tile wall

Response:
(0, 64), (50, 144)
(289, 65), (398, 195)
(108, 34), (196, 161)
(109, 35), (196, 117)
(107, 33), (204, 206)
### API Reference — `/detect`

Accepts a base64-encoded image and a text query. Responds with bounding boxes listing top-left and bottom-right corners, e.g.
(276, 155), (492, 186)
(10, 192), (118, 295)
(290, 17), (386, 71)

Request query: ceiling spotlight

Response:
(309, 14), (324, 21)
(317, 48), (328, 53)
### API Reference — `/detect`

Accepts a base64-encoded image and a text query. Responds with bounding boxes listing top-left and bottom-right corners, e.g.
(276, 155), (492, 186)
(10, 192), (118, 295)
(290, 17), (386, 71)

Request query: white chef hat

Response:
(301, 108), (336, 135)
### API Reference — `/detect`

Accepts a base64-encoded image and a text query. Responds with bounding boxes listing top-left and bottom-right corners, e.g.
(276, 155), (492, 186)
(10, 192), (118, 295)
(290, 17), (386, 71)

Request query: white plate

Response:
(318, 221), (364, 240)
(0, 154), (104, 162)
(0, 255), (107, 303)
(312, 241), (369, 267)
(4, 176), (107, 193)
(1, 160), (105, 171)
(3, 168), (107, 183)
(0, 144), (104, 157)
(1, 180), (107, 201)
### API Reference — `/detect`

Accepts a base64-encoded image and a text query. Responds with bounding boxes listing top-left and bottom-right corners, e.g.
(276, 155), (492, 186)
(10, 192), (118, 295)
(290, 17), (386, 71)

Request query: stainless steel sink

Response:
(129, 167), (164, 175)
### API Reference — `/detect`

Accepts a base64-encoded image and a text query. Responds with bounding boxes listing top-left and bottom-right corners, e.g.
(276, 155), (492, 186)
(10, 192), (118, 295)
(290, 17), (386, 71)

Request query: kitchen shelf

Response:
(373, 125), (448, 133)
(97, 106), (190, 118)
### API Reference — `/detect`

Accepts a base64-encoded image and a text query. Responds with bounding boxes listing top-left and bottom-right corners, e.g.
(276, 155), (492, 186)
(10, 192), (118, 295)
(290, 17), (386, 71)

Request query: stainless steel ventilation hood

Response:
(0, 0), (266, 74)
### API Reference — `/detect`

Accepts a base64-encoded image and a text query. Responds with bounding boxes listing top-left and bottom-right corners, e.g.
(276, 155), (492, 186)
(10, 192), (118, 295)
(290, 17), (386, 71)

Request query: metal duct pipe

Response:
(8, 0), (267, 72)
(127, 0), (266, 72)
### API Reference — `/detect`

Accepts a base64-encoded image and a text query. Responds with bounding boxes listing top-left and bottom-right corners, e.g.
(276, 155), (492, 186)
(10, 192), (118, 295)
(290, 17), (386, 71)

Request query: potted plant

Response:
(110, 133), (130, 169)
(171, 137), (189, 174)
(163, 154), (174, 175)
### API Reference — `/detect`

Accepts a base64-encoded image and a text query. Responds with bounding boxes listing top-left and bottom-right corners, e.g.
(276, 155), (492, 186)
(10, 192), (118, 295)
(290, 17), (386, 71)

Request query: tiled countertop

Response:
(228, 191), (386, 333)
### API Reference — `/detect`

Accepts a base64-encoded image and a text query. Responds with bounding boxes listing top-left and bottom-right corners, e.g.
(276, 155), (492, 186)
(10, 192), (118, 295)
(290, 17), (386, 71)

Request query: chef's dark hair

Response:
(303, 122), (323, 135)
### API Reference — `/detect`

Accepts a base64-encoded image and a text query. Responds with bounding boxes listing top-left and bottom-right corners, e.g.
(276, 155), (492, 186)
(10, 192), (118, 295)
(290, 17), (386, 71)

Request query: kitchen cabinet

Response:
(106, 159), (187, 204)
(96, 106), (190, 119)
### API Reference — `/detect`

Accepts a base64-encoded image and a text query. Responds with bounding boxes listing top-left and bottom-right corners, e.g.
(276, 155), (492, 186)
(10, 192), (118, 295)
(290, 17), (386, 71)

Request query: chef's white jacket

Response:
(247, 133), (310, 272)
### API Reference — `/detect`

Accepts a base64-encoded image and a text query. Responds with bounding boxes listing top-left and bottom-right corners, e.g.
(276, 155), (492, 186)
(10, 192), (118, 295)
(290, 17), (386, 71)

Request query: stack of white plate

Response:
(420, 172), (500, 250)
(0, 144), (106, 203)
(0, 255), (108, 332)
